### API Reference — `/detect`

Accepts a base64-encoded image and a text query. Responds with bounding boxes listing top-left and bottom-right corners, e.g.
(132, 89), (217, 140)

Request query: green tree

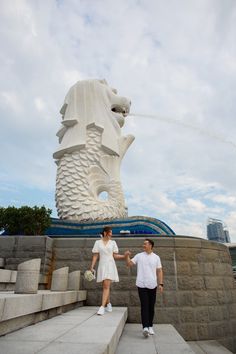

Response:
(0, 207), (4, 233)
(31, 206), (51, 235)
(0, 205), (52, 235)
(19, 206), (35, 235)
(2, 206), (21, 235)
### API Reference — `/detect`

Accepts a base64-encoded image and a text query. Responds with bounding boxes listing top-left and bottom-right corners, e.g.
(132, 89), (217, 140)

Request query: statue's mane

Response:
(54, 80), (122, 159)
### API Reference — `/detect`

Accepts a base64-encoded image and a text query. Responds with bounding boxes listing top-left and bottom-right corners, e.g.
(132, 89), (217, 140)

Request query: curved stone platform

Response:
(46, 216), (175, 237)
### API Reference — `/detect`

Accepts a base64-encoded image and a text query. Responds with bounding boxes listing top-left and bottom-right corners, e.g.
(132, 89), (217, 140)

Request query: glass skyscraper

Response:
(207, 218), (231, 243)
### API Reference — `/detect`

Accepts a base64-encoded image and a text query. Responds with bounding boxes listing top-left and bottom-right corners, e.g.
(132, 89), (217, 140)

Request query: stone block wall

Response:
(52, 236), (236, 352)
(0, 236), (53, 288)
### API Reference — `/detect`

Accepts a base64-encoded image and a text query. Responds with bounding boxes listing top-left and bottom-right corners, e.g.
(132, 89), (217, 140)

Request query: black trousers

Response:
(138, 287), (157, 328)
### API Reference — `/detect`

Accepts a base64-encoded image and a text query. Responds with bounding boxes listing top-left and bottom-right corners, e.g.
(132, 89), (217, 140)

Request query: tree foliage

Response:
(0, 206), (52, 235)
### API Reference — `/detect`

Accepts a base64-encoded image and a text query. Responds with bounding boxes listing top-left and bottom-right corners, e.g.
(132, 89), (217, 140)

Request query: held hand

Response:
(124, 250), (131, 258)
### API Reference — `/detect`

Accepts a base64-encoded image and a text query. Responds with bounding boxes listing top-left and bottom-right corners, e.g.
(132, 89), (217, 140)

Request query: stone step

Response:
(188, 340), (233, 354)
(0, 306), (127, 354)
(116, 324), (196, 354)
(0, 290), (87, 336)
(116, 324), (234, 354)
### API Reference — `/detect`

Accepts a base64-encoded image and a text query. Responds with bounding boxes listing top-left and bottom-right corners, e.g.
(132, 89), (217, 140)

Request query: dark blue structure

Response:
(45, 216), (175, 238)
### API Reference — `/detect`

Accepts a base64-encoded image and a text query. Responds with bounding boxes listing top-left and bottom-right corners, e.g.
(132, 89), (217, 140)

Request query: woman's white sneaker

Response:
(97, 306), (105, 315)
(143, 327), (149, 338)
(149, 327), (155, 335)
(106, 303), (112, 312)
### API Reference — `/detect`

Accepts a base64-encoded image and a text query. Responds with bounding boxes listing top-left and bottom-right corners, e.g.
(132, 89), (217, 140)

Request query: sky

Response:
(0, 0), (236, 242)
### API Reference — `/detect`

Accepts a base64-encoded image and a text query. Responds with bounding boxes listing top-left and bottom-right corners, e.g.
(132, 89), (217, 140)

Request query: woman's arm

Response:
(113, 250), (131, 260)
(90, 253), (99, 271)
(113, 253), (125, 260)
(113, 253), (124, 260)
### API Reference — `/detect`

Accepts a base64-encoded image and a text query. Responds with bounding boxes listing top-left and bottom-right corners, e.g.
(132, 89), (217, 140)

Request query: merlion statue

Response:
(53, 79), (135, 221)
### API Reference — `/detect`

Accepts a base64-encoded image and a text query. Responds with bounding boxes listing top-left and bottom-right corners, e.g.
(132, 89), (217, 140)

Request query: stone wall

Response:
(53, 236), (236, 353)
(0, 236), (53, 288)
(0, 235), (236, 352)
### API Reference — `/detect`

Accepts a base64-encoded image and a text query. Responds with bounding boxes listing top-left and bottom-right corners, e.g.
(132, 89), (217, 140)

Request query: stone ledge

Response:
(0, 290), (87, 323)
(0, 270), (17, 283)
(0, 302), (83, 337)
(0, 270), (12, 283)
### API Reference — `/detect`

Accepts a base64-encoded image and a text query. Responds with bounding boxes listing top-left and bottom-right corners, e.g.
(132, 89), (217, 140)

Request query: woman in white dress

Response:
(90, 226), (129, 315)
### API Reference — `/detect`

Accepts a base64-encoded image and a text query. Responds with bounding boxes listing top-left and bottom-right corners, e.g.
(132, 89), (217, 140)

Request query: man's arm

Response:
(157, 267), (164, 293)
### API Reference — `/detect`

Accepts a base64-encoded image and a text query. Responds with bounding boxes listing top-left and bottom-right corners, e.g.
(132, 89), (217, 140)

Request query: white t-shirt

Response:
(131, 252), (162, 289)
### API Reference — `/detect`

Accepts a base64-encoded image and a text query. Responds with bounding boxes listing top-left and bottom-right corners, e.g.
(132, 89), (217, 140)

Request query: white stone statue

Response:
(53, 79), (135, 221)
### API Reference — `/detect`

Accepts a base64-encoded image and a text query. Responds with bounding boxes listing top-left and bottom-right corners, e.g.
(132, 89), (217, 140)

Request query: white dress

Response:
(92, 239), (119, 282)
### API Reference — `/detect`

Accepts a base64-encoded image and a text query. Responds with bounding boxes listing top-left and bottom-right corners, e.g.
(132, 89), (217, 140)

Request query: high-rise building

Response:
(224, 229), (231, 243)
(207, 218), (231, 243)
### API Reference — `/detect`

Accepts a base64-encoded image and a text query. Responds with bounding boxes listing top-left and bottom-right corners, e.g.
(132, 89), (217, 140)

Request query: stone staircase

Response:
(116, 324), (233, 354)
(0, 290), (87, 336)
(188, 340), (234, 354)
(0, 307), (233, 354)
(0, 260), (87, 336)
(0, 306), (127, 354)
(0, 263), (234, 354)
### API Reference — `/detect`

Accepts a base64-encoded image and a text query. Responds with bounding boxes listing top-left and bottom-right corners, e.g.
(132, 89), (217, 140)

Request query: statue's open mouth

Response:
(111, 105), (129, 117)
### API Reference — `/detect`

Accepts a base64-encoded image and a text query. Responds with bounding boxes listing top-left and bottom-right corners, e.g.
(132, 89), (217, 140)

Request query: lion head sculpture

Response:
(53, 79), (132, 160)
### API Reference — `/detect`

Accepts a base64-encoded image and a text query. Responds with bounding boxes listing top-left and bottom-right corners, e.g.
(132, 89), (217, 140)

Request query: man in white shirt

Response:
(126, 239), (163, 337)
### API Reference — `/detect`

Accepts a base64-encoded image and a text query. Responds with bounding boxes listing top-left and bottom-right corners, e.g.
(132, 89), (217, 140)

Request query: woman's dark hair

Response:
(145, 238), (154, 248)
(101, 226), (112, 237)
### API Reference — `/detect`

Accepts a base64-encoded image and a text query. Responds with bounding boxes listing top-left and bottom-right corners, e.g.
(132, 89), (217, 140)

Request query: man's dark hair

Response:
(101, 226), (112, 236)
(145, 238), (154, 248)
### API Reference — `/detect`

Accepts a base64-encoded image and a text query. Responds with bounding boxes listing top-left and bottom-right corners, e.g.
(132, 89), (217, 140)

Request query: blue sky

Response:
(0, 0), (236, 242)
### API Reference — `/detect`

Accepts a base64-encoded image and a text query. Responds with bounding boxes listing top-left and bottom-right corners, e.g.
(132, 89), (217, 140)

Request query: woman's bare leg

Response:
(101, 279), (111, 307)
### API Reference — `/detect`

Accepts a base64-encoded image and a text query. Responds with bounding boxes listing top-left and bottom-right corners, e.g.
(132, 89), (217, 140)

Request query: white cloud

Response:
(0, 91), (23, 113)
(173, 221), (205, 239)
(63, 70), (86, 88)
(34, 97), (45, 111)
(185, 198), (206, 213)
(210, 194), (236, 206)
